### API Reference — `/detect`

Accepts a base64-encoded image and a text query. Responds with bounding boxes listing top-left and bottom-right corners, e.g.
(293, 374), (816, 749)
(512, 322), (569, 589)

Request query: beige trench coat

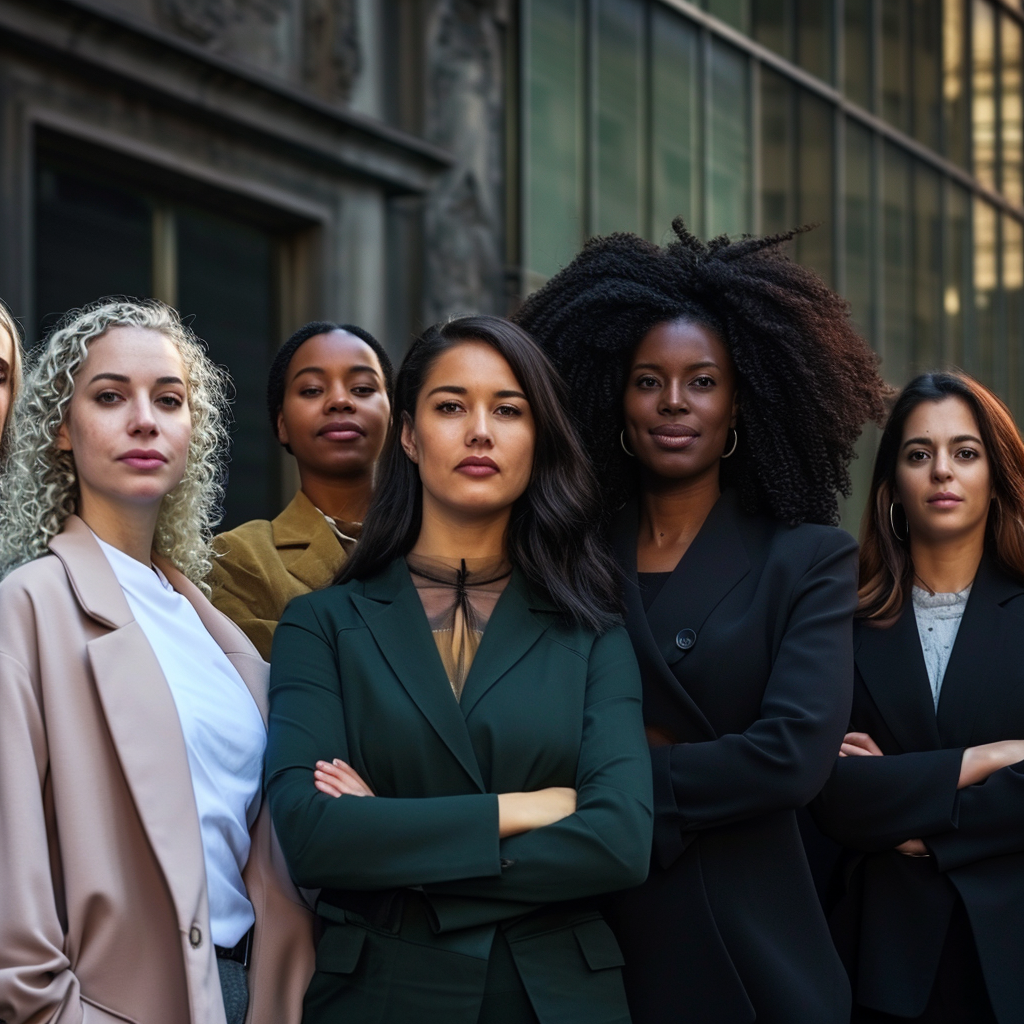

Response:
(0, 516), (314, 1024)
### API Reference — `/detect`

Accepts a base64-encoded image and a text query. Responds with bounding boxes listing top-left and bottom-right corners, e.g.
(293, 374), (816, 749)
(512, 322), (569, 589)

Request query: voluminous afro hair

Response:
(513, 218), (889, 526)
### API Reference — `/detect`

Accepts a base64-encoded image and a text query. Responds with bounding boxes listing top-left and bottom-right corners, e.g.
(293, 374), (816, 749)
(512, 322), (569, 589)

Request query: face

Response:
(622, 319), (738, 484)
(401, 341), (535, 523)
(56, 326), (191, 513)
(0, 324), (14, 438)
(894, 396), (994, 546)
(277, 330), (390, 479)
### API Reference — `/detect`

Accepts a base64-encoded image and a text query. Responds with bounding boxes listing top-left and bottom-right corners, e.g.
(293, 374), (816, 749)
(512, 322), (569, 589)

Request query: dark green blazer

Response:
(266, 557), (653, 1024)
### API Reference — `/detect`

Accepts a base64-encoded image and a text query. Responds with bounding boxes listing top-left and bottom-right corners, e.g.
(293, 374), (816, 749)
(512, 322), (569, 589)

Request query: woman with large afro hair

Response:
(514, 219), (889, 1024)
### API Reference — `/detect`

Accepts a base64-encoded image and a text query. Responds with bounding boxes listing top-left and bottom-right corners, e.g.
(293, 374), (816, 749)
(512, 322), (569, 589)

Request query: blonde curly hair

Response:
(0, 298), (229, 591)
(0, 299), (24, 437)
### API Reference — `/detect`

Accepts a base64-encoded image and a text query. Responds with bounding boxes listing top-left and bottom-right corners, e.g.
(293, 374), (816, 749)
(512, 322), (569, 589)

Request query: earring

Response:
(889, 502), (908, 541)
(620, 429), (635, 457)
(721, 427), (738, 459)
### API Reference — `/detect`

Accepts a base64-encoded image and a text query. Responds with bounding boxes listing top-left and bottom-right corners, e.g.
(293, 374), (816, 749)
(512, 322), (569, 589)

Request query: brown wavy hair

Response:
(858, 371), (1024, 623)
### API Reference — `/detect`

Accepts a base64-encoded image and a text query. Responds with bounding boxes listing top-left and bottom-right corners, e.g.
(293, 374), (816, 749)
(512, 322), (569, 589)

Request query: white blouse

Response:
(95, 536), (266, 948)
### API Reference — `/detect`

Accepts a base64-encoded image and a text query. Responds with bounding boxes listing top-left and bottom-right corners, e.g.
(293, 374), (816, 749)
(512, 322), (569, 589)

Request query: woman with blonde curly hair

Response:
(0, 298), (313, 1024)
(0, 299), (24, 446)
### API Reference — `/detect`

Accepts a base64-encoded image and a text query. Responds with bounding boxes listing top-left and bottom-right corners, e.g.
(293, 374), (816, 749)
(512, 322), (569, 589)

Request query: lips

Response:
(456, 456), (499, 477)
(927, 492), (963, 508)
(318, 420), (366, 442)
(118, 449), (168, 471)
(649, 424), (699, 451)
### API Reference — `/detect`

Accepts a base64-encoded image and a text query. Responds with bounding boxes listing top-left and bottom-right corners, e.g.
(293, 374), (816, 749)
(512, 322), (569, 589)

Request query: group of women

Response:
(0, 218), (1020, 1024)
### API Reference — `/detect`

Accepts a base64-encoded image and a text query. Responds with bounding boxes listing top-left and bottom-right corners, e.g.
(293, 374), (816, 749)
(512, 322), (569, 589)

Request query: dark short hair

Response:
(338, 315), (622, 634)
(266, 321), (394, 439)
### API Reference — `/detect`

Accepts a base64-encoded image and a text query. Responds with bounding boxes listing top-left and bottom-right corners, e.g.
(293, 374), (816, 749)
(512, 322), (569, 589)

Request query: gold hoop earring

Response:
(721, 427), (738, 459)
(889, 502), (908, 542)
(620, 429), (635, 457)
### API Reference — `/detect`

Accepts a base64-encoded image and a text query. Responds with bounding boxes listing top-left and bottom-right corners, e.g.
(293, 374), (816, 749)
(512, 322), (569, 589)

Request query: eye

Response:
(436, 400), (463, 414)
(692, 375), (715, 388)
(956, 447), (980, 460)
(157, 394), (184, 409)
(96, 390), (122, 405)
(352, 385), (377, 396)
(636, 375), (660, 389)
(299, 386), (323, 397)
(907, 449), (930, 462)
(495, 404), (523, 417)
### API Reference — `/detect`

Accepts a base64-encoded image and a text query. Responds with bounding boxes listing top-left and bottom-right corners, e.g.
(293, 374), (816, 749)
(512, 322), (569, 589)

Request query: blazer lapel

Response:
(273, 491), (350, 592)
(50, 519), (208, 927)
(351, 559), (486, 792)
(855, 609), (942, 752)
(935, 556), (1024, 747)
(611, 502), (717, 742)
(458, 570), (554, 719)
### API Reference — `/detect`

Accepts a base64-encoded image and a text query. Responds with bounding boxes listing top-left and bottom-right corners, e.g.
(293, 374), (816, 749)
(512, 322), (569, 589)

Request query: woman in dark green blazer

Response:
(266, 315), (653, 1024)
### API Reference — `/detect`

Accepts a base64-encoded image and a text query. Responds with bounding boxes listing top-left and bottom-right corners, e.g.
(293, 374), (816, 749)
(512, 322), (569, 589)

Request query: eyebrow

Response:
(633, 361), (720, 372)
(291, 365), (381, 380)
(87, 373), (185, 386)
(426, 385), (528, 400)
(902, 433), (983, 449)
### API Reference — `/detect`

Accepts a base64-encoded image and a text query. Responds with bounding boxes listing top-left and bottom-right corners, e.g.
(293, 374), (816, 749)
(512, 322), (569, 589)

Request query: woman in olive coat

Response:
(265, 315), (653, 1024)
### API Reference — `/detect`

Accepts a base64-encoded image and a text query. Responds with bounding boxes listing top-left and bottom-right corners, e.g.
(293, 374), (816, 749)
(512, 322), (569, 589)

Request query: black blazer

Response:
(606, 489), (856, 1024)
(813, 555), (1024, 1024)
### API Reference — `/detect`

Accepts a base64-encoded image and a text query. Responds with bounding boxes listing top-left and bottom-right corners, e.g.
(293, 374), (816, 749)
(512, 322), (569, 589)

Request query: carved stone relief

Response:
(422, 0), (506, 320)
(303, 0), (362, 104)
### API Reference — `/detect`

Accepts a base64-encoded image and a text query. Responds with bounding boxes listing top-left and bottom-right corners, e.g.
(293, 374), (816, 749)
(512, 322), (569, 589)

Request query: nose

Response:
(325, 386), (355, 414)
(932, 451), (954, 481)
(128, 396), (158, 436)
(466, 405), (493, 447)
(660, 379), (689, 414)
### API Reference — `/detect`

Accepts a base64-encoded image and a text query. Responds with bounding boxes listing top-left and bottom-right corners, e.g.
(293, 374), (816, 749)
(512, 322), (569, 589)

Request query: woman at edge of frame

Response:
(265, 314), (653, 1024)
(812, 371), (1024, 1024)
(514, 218), (890, 1024)
(0, 298), (313, 1024)
(0, 298), (23, 450)
(210, 321), (393, 660)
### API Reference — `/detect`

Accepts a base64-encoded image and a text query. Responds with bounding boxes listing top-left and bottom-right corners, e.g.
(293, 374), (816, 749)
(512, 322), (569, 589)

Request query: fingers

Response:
(314, 759), (375, 797)
(840, 742), (877, 757)
(842, 732), (883, 756)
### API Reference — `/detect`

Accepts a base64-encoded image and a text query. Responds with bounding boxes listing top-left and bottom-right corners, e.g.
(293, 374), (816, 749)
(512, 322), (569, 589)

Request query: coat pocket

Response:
(573, 918), (625, 971)
(315, 922), (367, 975)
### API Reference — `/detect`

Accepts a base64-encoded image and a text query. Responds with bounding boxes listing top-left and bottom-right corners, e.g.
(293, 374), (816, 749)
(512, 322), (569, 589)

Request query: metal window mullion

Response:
(751, 55), (761, 235)
(584, 0), (597, 242)
(701, 25), (712, 238)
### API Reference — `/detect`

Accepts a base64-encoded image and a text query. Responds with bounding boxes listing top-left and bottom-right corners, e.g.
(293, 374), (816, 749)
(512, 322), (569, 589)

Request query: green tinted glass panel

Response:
(525, 0), (583, 284)
(1002, 14), (1023, 207)
(844, 0), (873, 110)
(944, 181), (971, 366)
(845, 120), (874, 342)
(752, 0), (789, 60)
(595, 0), (644, 236)
(882, 0), (911, 132)
(883, 142), (912, 384)
(943, 0), (970, 167)
(652, 8), (700, 238)
(972, 0), (997, 190)
(760, 67), (793, 237)
(708, 40), (751, 237)
(708, 0), (750, 33)
(794, 89), (834, 285)
(912, 163), (943, 372)
(973, 196), (999, 382)
(911, 0), (942, 151)
(795, 0), (832, 83)
(1005, 215), (1024, 415)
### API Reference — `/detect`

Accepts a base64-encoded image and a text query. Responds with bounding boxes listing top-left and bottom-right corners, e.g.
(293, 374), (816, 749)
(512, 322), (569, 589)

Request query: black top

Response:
(637, 571), (672, 613)
(606, 488), (858, 1024)
(813, 554), (1024, 1024)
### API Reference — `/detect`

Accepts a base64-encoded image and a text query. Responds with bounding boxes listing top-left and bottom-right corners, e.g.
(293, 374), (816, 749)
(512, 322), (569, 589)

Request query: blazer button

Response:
(189, 925), (202, 948)
(675, 629), (696, 651)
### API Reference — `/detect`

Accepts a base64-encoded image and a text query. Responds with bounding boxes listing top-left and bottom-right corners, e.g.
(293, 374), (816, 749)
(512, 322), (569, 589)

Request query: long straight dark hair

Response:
(338, 315), (622, 633)
(858, 371), (1024, 623)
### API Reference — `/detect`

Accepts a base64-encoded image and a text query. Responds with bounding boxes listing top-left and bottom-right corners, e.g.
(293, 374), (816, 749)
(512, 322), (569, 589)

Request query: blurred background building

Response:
(1, 0), (1021, 524)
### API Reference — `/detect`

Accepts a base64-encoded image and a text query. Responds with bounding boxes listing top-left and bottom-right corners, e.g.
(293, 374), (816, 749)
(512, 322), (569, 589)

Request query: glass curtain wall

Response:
(521, 0), (1024, 422)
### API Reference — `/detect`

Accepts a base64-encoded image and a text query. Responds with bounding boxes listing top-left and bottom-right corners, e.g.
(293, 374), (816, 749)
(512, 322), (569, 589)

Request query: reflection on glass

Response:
(652, 9), (700, 238)
(1005, 216), (1024, 415)
(911, 0), (942, 151)
(795, 90), (834, 284)
(943, 0), (969, 167)
(972, 0), (997, 191)
(595, 0), (643, 236)
(525, 0), (583, 285)
(760, 67), (793, 237)
(1002, 15), (1023, 207)
(912, 164), (943, 372)
(882, 1), (910, 132)
(883, 143), (912, 384)
(708, 0), (751, 34)
(795, 0), (832, 84)
(973, 196), (999, 383)
(845, 119), (874, 342)
(753, 0), (789, 61)
(708, 40), (751, 237)
(944, 182), (971, 367)
(844, 0), (873, 110)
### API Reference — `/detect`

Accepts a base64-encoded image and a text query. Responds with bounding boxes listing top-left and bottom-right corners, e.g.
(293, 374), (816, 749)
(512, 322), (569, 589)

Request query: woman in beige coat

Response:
(0, 299), (313, 1024)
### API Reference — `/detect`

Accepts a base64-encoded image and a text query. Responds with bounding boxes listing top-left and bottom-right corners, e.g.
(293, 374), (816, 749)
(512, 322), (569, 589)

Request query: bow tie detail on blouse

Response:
(406, 554), (512, 701)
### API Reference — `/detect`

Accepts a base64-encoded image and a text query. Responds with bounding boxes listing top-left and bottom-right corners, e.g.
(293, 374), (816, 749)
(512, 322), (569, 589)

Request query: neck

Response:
(638, 468), (721, 557)
(909, 528), (986, 593)
(299, 468), (374, 523)
(411, 496), (511, 562)
(77, 497), (160, 565)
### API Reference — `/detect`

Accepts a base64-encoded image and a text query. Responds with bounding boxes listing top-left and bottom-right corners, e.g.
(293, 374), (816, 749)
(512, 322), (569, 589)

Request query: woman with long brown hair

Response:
(814, 371), (1024, 1024)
